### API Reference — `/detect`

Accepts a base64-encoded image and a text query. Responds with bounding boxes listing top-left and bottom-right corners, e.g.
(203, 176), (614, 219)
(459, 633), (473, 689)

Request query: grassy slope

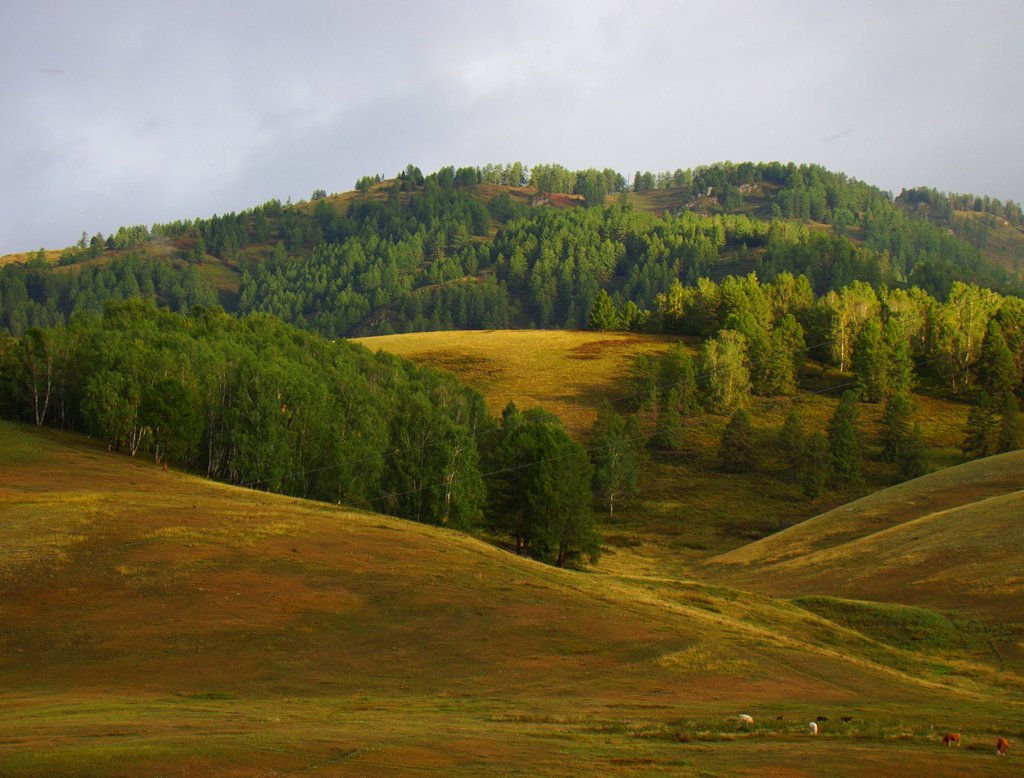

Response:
(355, 330), (972, 576)
(704, 452), (1024, 619)
(2, 420), (1022, 776)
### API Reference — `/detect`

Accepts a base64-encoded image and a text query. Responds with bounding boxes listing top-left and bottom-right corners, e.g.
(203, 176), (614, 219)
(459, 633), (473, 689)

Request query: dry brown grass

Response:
(2, 419), (1022, 775)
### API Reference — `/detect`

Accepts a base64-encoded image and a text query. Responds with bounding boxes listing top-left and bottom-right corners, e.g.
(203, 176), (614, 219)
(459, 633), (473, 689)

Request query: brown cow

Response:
(996, 736), (1010, 756)
(942, 733), (961, 747)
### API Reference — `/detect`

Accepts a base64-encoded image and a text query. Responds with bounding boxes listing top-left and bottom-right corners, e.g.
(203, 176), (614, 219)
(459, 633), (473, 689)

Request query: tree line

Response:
(3, 161), (1021, 343)
(0, 301), (604, 568)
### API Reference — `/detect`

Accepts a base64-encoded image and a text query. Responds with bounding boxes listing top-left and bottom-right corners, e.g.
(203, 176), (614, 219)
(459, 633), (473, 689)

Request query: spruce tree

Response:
(898, 423), (927, 481)
(978, 321), (1017, 402)
(588, 289), (621, 331)
(802, 432), (829, 498)
(653, 389), (686, 451)
(719, 408), (755, 473)
(883, 319), (915, 395)
(998, 392), (1020, 453)
(827, 390), (861, 486)
(880, 391), (912, 463)
(779, 406), (805, 480)
(962, 390), (997, 459)
(852, 319), (887, 402)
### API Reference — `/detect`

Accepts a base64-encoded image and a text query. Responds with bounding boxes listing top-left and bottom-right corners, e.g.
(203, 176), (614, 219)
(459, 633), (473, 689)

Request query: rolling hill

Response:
(704, 451), (1024, 623)
(3, 420), (1023, 776)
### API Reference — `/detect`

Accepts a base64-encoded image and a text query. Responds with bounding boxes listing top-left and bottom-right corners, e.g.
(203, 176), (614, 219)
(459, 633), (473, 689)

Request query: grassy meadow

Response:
(1, 420), (1023, 775)
(2, 327), (1022, 775)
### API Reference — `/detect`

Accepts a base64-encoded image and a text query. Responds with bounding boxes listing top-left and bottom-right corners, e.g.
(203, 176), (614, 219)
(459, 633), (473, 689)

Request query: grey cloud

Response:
(2, 0), (1022, 253)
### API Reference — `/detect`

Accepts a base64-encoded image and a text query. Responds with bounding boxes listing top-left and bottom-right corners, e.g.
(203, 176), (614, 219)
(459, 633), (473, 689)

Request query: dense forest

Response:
(3, 161), (1022, 342)
(0, 301), (600, 567)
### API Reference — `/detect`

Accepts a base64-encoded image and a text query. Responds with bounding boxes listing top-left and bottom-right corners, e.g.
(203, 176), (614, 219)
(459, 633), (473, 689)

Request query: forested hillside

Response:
(2, 161), (1022, 341)
(0, 301), (602, 567)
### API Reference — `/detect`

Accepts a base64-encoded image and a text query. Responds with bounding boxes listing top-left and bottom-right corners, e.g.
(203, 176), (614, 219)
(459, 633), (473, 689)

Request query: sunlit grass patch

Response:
(654, 644), (758, 675)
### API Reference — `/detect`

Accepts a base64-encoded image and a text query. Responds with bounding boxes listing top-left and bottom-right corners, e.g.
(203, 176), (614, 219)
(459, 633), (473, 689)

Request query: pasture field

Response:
(2, 419), (1023, 775)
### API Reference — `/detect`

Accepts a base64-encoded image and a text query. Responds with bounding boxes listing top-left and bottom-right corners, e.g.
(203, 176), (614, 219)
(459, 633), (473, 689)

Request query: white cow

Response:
(738, 714), (754, 725)
(808, 721), (818, 735)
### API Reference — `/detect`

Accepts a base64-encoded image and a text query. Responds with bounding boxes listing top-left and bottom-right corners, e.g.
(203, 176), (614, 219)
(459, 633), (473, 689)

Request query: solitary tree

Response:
(879, 391), (912, 463)
(802, 432), (829, 498)
(778, 406), (805, 481)
(898, 423), (927, 480)
(719, 408), (755, 472)
(590, 402), (645, 517)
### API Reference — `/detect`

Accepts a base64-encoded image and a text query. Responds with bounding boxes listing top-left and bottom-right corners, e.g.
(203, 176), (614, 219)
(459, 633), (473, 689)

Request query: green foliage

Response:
(827, 390), (862, 486)
(801, 431), (829, 498)
(898, 423), (927, 481)
(0, 301), (498, 536)
(852, 319), (887, 402)
(961, 390), (997, 459)
(778, 406), (805, 480)
(487, 407), (599, 566)
(589, 402), (646, 516)
(652, 392), (686, 452)
(977, 320), (1018, 401)
(879, 391), (912, 464)
(699, 330), (750, 414)
(718, 408), (754, 473)
(997, 392), (1020, 453)
(588, 289), (620, 331)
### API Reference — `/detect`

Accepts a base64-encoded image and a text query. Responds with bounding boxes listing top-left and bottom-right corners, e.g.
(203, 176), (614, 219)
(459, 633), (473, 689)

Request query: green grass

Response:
(793, 596), (992, 653)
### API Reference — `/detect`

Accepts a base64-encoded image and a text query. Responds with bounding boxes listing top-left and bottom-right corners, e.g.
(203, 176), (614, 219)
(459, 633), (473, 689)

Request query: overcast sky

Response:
(2, 0), (1022, 254)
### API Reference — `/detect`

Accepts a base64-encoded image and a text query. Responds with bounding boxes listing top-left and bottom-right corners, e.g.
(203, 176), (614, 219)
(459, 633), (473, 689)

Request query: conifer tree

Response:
(978, 320), (1017, 401)
(653, 389), (686, 451)
(962, 390), (997, 459)
(883, 318), (914, 395)
(879, 391), (912, 463)
(852, 319), (887, 402)
(779, 406), (805, 480)
(998, 392), (1020, 453)
(898, 423), (927, 480)
(802, 432), (829, 498)
(719, 408), (755, 472)
(659, 343), (699, 414)
(588, 289), (620, 331)
(827, 390), (861, 486)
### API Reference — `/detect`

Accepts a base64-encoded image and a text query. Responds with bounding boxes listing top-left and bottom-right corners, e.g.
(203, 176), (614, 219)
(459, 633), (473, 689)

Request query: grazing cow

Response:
(841, 716), (854, 723)
(996, 736), (1009, 756)
(738, 714), (754, 725)
(942, 733), (961, 748)
(816, 716), (829, 722)
(808, 721), (818, 736)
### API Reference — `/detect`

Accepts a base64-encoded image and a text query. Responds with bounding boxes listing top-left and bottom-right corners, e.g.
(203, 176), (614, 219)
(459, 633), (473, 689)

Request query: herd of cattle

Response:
(736, 715), (1010, 755)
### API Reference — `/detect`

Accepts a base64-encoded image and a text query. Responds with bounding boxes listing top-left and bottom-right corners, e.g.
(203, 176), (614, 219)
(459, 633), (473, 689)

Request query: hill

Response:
(356, 329), (976, 572)
(2, 420), (1023, 776)
(3, 161), (1023, 342)
(704, 452), (1024, 623)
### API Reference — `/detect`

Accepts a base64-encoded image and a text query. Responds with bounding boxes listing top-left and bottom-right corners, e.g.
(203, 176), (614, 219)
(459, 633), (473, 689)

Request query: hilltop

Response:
(3, 161), (1023, 341)
(2, 419), (1023, 776)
